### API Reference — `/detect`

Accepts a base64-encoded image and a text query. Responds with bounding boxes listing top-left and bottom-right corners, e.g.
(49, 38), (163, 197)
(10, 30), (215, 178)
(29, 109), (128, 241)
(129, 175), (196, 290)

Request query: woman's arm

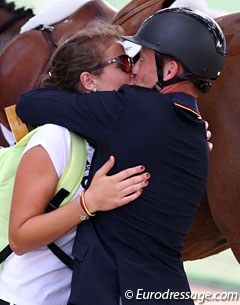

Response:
(9, 148), (149, 255)
(16, 88), (127, 144)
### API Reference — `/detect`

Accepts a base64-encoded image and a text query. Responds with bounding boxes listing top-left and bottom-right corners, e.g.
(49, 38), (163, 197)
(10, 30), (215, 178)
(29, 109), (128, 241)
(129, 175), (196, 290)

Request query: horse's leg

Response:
(207, 122), (240, 263)
(182, 192), (228, 261)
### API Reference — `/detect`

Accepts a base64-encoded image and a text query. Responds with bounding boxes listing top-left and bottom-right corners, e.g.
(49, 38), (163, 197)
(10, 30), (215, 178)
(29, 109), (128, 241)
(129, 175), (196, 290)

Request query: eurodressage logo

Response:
(124, 289), (240, 304)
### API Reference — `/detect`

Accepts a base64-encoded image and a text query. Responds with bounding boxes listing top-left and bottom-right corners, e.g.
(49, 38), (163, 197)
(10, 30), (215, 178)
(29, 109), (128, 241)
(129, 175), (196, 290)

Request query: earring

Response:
(92, 87), (97, 92)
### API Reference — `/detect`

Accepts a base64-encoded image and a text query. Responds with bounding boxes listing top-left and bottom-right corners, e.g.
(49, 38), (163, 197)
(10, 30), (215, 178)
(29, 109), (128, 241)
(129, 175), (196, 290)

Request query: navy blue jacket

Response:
(17, 85), (209, 304)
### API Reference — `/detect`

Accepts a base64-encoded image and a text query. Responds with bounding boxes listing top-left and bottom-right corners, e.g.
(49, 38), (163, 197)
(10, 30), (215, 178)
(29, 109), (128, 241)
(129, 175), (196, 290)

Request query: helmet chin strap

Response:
(154, 52), (212, 93)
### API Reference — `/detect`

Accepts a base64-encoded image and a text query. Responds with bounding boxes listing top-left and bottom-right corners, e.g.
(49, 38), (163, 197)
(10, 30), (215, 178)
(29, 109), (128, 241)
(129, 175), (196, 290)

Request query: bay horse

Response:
(0, 0), (239, 265)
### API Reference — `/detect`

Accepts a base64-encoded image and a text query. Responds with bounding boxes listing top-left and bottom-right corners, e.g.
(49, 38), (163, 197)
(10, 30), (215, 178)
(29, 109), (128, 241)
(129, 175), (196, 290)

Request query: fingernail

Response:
(146, 173), (151, 178)
(140, 166), (145, 170)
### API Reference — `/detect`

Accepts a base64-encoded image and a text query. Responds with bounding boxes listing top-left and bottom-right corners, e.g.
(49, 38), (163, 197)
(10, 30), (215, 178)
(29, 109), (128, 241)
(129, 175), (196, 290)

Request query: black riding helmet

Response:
(123, 8), (227, 91)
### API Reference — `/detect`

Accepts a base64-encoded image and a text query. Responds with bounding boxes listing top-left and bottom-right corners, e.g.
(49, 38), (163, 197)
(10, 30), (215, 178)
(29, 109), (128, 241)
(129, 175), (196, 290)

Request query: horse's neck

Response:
(0, 9), (14, 23)
(51, 0), (117, 46)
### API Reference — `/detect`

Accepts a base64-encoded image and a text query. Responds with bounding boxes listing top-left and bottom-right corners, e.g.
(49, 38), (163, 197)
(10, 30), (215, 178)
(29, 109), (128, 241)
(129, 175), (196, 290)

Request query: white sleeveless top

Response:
(0, 124), (94, 305)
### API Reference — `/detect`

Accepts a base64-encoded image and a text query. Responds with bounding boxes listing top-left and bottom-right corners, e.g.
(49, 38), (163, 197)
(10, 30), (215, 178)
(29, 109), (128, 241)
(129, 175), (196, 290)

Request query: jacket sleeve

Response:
(16, 87), (127, 144)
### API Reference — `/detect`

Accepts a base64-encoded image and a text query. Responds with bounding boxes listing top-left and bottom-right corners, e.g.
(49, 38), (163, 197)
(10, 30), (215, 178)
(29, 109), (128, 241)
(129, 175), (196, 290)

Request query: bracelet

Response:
(80, 190), (96, 217)
(74, 197), (89, 221)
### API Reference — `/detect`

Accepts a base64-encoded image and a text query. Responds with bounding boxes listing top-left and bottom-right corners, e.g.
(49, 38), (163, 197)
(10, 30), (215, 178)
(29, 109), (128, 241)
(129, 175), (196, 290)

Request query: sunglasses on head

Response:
(89, 54), (133, 73)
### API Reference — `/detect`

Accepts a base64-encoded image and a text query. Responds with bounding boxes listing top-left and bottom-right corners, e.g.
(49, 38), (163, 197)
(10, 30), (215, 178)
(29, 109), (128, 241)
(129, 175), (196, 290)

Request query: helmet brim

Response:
(123, 35), (153, 50)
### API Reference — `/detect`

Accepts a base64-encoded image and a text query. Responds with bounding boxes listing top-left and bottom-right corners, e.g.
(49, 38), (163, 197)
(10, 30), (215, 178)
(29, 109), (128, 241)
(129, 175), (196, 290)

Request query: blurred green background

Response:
(6, 0), (240, 292)
(10, 0), (240, 13)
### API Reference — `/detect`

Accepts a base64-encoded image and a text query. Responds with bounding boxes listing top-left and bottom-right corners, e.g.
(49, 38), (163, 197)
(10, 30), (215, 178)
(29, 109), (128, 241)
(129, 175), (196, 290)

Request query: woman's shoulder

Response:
(30, 124), (70, 144)
(37, 123), (69, 135)
(24, 124), (71, 177)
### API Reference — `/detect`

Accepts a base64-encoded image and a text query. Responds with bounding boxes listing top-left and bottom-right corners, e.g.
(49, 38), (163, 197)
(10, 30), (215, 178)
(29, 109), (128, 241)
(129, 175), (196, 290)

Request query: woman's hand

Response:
(85, 156), (150, 213)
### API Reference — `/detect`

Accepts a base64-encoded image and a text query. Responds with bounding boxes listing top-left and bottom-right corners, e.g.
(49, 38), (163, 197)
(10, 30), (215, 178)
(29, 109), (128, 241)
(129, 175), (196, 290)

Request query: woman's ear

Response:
(162, 60), (179, 81)
(80, 72), (96, 91)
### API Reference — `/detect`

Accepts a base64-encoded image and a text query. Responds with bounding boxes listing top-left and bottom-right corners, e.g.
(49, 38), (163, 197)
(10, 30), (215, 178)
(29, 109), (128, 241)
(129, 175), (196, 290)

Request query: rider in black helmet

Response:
(17, 9), (227, 305)
(124, 7), (226, 92)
